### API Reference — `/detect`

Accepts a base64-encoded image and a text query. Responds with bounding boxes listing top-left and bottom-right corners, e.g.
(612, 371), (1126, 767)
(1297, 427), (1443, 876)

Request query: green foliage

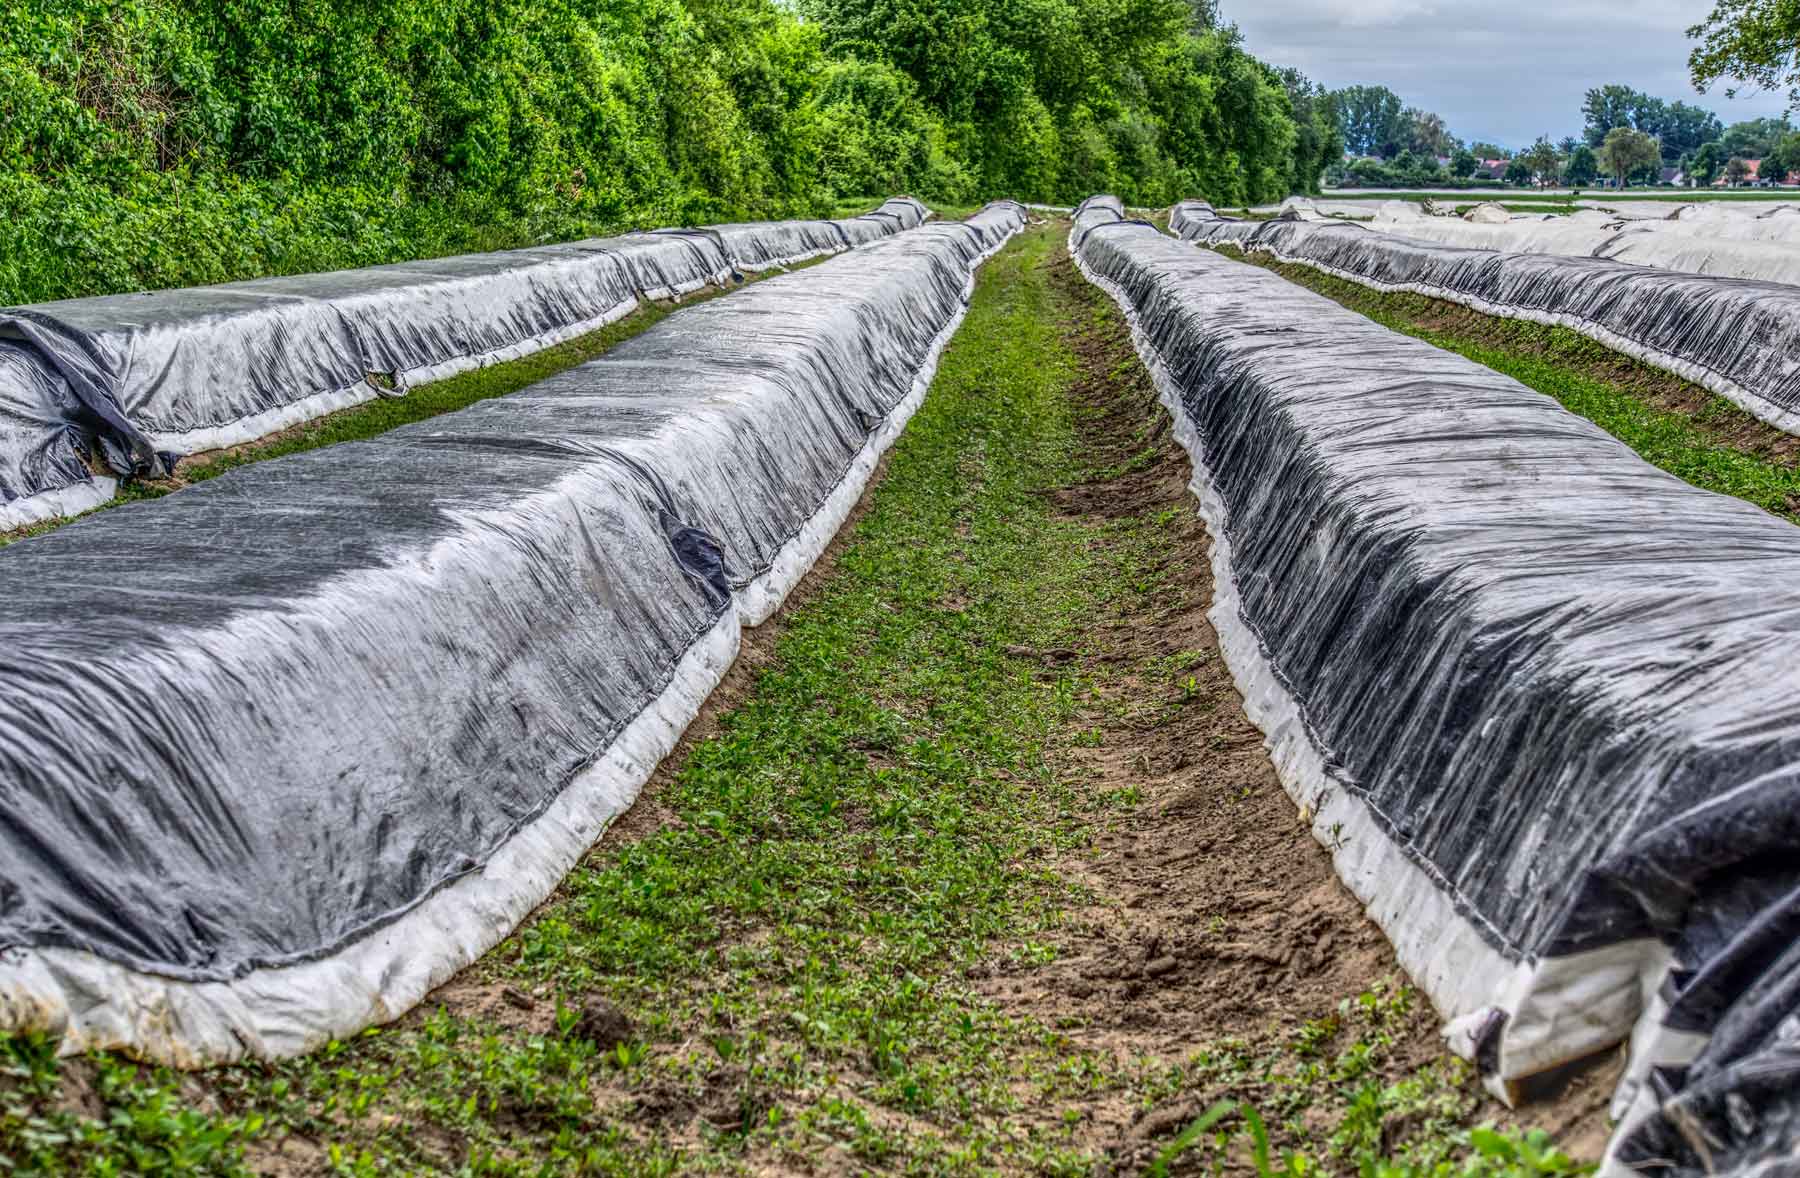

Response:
(1763, 131), (1800, 182)
(1580, 84), (1721, 162)
(0, 0), (1316, 303)
(1597, 126), (1662, 186)
(800, 0), (1306, 206)
(1564, 144), (1599, 186)
(1690, 0), (1800, 111)
(1332, 84), (1407, 158)
(1717, 114), (1794, 159)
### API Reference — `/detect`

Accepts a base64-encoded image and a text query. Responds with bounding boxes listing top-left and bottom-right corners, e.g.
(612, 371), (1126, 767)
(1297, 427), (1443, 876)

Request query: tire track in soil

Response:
(966, 245), (1613, 1172)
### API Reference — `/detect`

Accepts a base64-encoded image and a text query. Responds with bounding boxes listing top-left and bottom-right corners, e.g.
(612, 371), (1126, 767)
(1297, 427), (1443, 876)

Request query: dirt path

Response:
(0, 223), (1608, 1177)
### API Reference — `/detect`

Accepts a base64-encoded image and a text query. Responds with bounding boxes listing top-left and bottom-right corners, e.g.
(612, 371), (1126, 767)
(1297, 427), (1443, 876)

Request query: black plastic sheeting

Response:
(0, 200), (1022, 1063)
(0, 203), (933, 531)
(1170, 203), (1800, 437)
(1075, 212), (1800, 1178)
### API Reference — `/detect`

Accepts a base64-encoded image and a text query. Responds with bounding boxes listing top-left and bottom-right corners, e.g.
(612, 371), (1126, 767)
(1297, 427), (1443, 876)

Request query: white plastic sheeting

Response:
(0, 201), (1025, 1068)
(1075, 202), (1800, 1178)
(1365, 202), (1800, 287)
(0, 202), (934, 532)
(1173, 204), (1800, 436)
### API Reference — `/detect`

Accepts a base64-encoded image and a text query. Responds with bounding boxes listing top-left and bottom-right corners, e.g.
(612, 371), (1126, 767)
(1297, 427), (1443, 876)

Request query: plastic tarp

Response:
(0, 199), (1024, 1067)
(1070, 195), (1126, 247)
(0, 205), (932, 533)
(1363, 203), (1800, 288)
(1074, 205), (1800, 1178)
(661, 220), (847, 273)
(1173, 205), (1800, 437)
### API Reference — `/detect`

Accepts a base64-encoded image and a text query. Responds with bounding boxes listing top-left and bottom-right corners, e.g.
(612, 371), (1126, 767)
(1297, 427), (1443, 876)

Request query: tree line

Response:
(0, 0), (1339, 304)
(1317, 77), (1798, 190)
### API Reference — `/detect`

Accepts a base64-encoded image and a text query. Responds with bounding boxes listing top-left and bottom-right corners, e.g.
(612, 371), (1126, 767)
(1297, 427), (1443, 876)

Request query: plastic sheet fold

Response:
(1364, 202), (1800, 287)
(1173, 205), (1800, 436)
(0, 204), (933, 530)
(0, 201), (1023, 1066)
(1074, 203), (1800, 1178)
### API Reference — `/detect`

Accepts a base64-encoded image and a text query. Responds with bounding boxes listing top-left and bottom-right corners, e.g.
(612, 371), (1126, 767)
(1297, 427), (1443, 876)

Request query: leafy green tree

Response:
(1504, 158), (1531, 185)
(1278, 68), (1345, 196)
(1580, 84), (1720, 161)
(1331, 85), (1408, 157)
(1565, 144), (1599, 185)
(1690, 139), (1724, 184)
(1726, 155), (1751, 184)
(1718, 116), (1793, 158)
(1600, 127), (1665, 186)
(1691, 0), (1800, 108)
(1404, 108), (1453, 157)
(1469, 141), (1507, 159)
(1449, 148), (1478, 178)
(1761, 132), (1800, 183)
(1522, 136), (1561, 186)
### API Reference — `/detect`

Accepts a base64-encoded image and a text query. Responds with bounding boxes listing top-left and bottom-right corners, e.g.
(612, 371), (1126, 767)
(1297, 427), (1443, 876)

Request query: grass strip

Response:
(1233, 251), (1800, 523)
(0, 224), (1588, 1177)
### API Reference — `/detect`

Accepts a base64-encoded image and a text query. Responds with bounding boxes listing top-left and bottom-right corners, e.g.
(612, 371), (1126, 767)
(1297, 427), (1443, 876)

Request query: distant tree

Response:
(1280, 68), (1346, 195)
(1691, 0), (1800, 109)
(1599, 127), (1663, 186)
(1522, 136), (1561, 186)
(1504, 158), (1531, 185)
(1558, 135), (1582, 156)
(1565, 144), (1600, 185)
(1725, 155), (1751, 185)
(1763, 132), (1800, 183)
(1690, 140), (1724, 185)
(1450, 147), (1478, 178)
(1718, 117), (1792, 158)
(1404, 108), (1454, 157)
(1660, 101), (1726, 161)
(1469, 141), (1506, 159)
(1581, 84), (1721, 161)
(1332, 85), (1408, 157)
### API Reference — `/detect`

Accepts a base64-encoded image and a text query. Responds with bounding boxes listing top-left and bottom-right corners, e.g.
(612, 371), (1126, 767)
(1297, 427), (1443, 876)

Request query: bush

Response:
(2, 0), (1315, 303)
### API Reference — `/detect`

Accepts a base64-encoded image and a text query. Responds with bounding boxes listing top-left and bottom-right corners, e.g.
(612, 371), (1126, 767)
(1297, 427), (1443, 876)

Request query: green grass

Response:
(0, 225), (1583, 1176)
(1240, 255), (1800, 523)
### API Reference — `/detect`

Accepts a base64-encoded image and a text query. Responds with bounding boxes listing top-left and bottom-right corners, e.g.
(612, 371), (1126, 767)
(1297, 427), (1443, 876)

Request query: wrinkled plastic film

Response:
(0, 203), (933, 525)
(1173, 206), (1800, 436)
(0, 201), (1025, 1066)
(1073, 203), (1800, 1178)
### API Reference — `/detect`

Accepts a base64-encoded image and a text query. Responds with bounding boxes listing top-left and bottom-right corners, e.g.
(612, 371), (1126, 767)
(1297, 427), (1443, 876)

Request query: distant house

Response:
(1472, 158), (1508, 181)
(1713, 159), (1791, 187)
(1659, 167), (1686, 187)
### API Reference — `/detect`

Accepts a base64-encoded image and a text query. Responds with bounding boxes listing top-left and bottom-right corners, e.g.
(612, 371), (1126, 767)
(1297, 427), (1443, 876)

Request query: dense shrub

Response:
(1, 0), (1318, 303)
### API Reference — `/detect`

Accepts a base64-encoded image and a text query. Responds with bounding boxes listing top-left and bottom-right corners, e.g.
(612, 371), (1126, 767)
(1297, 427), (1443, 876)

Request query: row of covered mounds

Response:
(0, 198), (934, 532)
(1170, 202), (1800, 437)
(1072, 203), (1800, 1178)
(1069, 195), (1126, 247)
(1366, 200), (1800, 288)
(0, 200), (1025, 1068)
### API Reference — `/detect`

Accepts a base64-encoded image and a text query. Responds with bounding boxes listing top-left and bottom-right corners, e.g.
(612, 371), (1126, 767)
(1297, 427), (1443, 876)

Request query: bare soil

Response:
(964, 249), (1613, 1171)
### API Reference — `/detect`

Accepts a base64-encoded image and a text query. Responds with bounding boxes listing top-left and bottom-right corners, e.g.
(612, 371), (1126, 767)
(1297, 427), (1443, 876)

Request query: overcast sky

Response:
(1224, 0), (1793, 150)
